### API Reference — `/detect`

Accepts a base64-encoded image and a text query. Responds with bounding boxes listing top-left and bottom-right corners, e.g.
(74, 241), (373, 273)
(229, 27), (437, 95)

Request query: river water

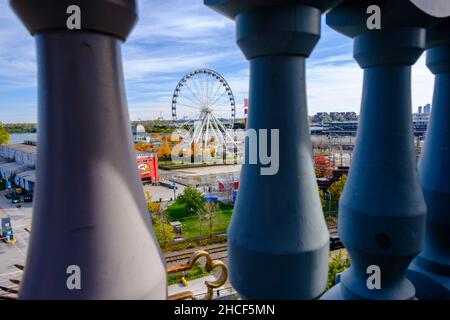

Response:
(8, 133), (37, 144)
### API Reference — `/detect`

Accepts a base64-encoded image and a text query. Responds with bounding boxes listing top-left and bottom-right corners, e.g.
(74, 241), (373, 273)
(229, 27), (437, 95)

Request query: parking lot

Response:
(0, 190), (32, 296)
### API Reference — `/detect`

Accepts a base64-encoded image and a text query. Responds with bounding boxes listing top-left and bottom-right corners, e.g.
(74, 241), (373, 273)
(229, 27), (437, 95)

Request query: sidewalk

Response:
(168, 275), (235, 299)
(0, 190), (32, 276)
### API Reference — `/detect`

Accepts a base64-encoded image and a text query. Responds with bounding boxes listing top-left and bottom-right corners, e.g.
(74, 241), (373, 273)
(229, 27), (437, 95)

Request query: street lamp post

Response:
(172, 181), (176, 200)
(327, 193), (332, 214)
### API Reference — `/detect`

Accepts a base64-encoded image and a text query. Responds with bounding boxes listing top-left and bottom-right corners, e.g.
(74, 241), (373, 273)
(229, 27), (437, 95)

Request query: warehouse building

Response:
(0, 142), (158, 191)
(14, 170), (36, 192)
(0, 143), (37, 167)
(0, 143), (37, 192)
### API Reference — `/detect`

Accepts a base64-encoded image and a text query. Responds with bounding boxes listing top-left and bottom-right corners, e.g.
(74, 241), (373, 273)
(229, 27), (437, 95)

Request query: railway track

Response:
(165, 231), (344, 264)
(165, 244), (228, 263)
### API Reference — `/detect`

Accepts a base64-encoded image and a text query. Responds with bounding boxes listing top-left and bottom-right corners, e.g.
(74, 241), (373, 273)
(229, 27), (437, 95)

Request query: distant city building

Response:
(0, 142), (158, 191)
(311, 107), (431, 137)
(311, 112), (358, 123)
(413, 113), (431, 136)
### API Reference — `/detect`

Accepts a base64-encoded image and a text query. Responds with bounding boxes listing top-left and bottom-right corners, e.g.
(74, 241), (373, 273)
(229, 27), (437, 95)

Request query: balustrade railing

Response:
(1, 251), (229, 301)
(3, 0), (450, 300)
(204, 0), (343, 300)
(10, 0), (166, 299)
(320, 0), (450, 300)
(407, 18), (450, 299)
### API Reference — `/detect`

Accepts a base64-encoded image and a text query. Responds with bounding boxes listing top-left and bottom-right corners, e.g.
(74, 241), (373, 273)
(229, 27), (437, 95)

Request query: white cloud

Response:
(307, 53), (434, 115)
(0, 0), (437, 123)
(412, 55), (434, 110)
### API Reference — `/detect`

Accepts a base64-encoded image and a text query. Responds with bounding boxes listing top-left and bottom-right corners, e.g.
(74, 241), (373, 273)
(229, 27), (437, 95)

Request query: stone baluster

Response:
(204, 0), (343, 299)
(10, 0), (166, 299)
(408, 18), (450, 300)
(322, 0), (449, 300)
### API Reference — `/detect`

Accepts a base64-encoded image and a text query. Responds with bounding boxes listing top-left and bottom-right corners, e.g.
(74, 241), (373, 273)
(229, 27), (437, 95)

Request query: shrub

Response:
(327, 250), (350, 290)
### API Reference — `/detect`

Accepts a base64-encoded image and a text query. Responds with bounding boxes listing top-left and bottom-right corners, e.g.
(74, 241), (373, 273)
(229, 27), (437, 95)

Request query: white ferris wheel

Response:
(171, 69), (239, 161)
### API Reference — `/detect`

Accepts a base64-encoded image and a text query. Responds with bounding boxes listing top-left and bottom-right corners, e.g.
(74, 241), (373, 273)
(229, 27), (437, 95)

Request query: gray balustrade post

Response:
(204, 0), (342, 299)
(322, 0), (449, 300)
(10, 0), (167, 299)
(408, 18), (450, 300)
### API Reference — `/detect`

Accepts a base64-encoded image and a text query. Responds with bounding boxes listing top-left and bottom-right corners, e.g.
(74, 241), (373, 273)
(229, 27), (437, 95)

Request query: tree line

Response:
(2, 123), (37, 134)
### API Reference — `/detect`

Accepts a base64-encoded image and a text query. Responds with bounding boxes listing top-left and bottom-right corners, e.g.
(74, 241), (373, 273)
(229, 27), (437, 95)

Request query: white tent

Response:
(0, 162), (29, 180)
(15, 169), (36, 191)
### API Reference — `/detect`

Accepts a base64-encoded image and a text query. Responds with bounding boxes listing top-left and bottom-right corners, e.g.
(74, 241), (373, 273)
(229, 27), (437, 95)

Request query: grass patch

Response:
(165, 202), (186, 220)
(164, 201), (233, 239)
(167, 262), (209, 286)
(161, 235), (227, 253)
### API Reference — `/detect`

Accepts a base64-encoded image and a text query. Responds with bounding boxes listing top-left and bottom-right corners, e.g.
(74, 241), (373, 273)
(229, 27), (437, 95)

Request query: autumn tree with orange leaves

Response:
(157, 142), (172, 160)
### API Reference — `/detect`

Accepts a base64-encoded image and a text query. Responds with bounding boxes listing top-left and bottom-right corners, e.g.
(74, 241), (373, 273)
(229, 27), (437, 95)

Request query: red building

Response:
(136, 152), (159, 184)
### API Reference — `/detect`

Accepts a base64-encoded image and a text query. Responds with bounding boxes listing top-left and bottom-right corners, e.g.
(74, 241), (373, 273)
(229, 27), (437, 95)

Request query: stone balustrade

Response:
(407, 18), (450, 300)
(10, 0), (166, 299)
(6, 0), (450, 300)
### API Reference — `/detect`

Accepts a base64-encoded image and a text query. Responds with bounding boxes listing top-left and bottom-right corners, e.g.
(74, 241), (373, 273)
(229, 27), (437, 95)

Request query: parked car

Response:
(11, 195), (21, 204)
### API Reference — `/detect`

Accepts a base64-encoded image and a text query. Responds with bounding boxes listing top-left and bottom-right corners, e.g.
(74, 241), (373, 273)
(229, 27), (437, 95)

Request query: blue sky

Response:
(0, 0), (434, 123)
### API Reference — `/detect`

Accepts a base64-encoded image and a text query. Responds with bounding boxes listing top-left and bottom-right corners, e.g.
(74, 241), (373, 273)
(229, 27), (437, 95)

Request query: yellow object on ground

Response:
(180, 276), (189, 287)
(6, 236), (16, 244)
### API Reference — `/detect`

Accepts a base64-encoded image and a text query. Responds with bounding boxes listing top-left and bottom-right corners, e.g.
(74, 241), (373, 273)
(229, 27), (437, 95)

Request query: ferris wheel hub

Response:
(202, 106), (213, 113)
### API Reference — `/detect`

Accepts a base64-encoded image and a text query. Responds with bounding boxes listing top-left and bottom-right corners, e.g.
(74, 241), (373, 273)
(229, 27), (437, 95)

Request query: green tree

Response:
(327, 251), (350, 290)
(153, 210), (175, 247)
(176, 186), (205, 215)
(319, 188), (326, 209)
(328, 174), (347, 201)
(0, 123), (10, 145)
(147, 202), (161, 214)
(144, 190), (152, 202)
(200, 201), (220, 237)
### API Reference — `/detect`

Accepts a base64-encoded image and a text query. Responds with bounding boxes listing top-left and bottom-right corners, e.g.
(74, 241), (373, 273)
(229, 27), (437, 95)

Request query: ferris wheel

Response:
(172, 69), (236, 124)
(171, 69), (238, 161)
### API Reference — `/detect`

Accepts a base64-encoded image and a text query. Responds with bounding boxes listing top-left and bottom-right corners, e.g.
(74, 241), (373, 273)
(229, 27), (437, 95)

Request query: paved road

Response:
(160, 164), (241, 178)
(168, 275), (234, 299)
(142, 183), (185, 203)
(0, 190), (32, 297)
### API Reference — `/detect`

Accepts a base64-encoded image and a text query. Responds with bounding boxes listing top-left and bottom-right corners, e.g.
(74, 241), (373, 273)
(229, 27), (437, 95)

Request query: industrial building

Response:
(0, 142), (158, 191)
(310, 106), (432, 137)
(0, 143), (36, 192)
